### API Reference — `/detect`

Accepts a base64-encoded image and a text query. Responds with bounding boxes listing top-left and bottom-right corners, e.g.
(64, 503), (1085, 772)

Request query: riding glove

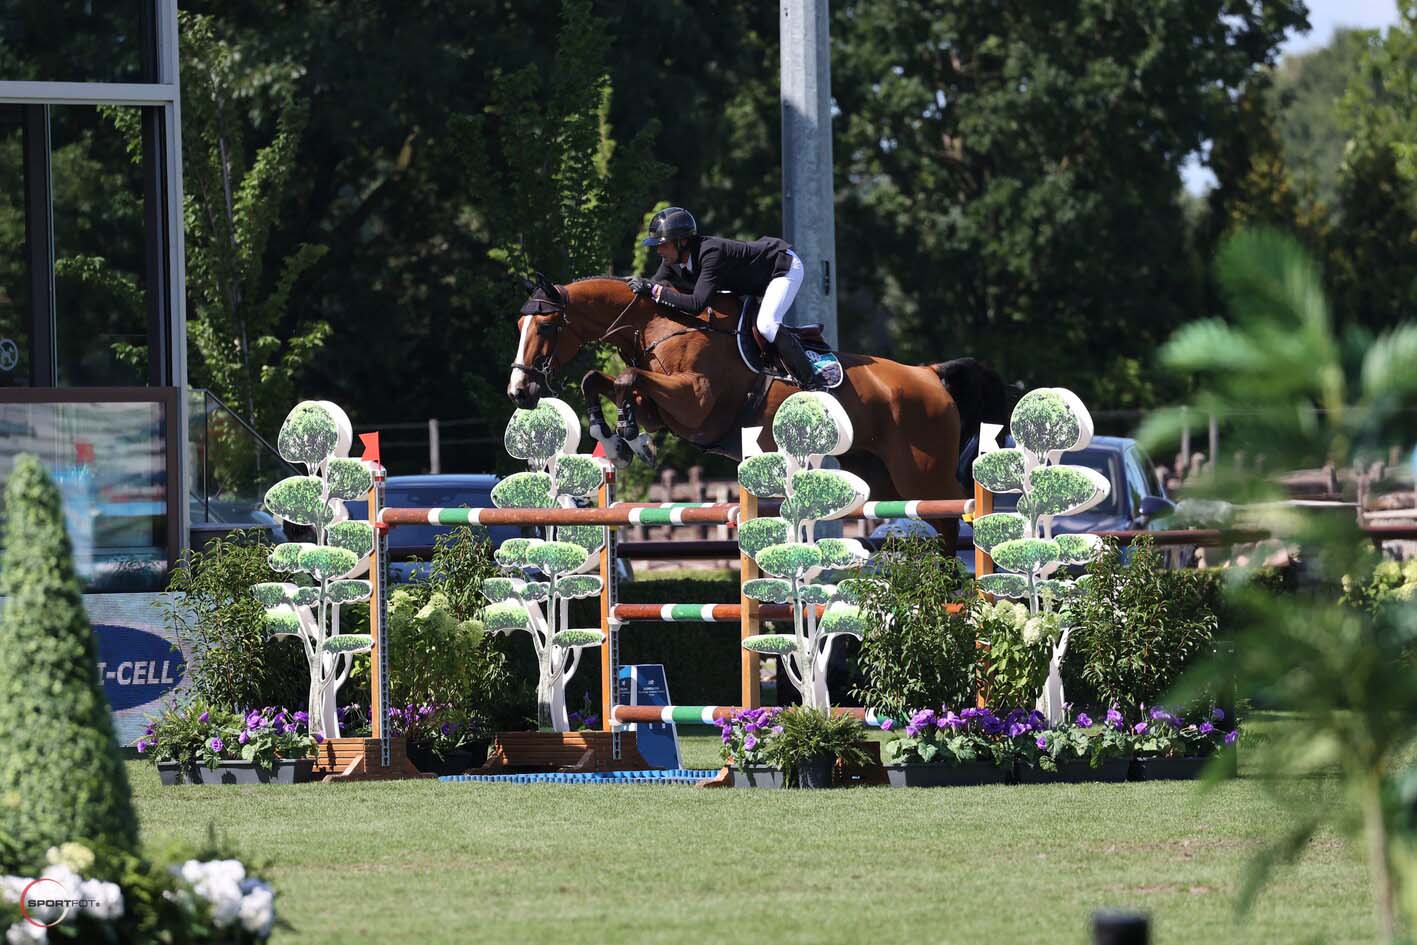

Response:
(627, 276), (655, 297)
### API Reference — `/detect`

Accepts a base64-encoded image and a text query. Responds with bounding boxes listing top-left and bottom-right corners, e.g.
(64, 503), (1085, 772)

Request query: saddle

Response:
(733, 296), (843, 389)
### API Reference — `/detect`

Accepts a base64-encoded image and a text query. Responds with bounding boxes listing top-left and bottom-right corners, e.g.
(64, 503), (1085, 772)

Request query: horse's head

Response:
(507, 272), (585, 408)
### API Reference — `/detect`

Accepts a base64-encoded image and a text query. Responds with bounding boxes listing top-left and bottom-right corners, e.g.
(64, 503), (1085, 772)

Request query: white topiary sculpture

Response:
(971, 387), (1110, 723)
(737, 392), (871, 711)
(478, 399), (606, 731)
(255, 401), (375, 738)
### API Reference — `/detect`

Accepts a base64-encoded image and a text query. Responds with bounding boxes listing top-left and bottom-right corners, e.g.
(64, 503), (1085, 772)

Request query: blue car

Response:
(344, 474), (529, 583)
(871, 435), (1178, 572)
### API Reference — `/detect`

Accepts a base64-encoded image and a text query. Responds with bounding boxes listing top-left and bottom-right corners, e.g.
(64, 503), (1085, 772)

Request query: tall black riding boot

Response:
(773, 330), (824, 391)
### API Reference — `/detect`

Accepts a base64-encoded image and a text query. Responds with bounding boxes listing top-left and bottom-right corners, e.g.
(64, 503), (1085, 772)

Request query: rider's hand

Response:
(628, 276), (655, 297)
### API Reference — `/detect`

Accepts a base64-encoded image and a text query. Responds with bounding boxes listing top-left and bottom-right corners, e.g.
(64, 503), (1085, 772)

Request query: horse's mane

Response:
(567, 275), (630, 286)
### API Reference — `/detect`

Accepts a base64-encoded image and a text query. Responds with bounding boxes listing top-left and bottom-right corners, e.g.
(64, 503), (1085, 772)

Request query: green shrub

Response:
(977, 599), (1055, 708)
(849, 537), (977, 716)
(0, 455), (138, 867)
(159, 531), (307, 712)
(1066, 537), (1218, 716)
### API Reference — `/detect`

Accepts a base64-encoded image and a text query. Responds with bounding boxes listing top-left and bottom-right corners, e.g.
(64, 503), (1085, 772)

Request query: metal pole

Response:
(427, 418), (440, 474)
(780, 0), (839, 347)
(1208, 413), (1219, 473)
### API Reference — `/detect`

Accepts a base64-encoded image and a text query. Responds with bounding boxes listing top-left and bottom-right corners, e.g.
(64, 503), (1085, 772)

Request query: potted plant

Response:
(138, 701), (318, 785)
(772, 707), (871, 788)
(1129, 705), (1237, 781)
(715, 707), (786, 788)
(880, 707), (1011, 787)
(386, 703), (492, 776)
(1016, 709), (1131, 784)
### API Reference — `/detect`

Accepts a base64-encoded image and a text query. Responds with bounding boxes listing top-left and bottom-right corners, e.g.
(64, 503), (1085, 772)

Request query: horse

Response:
(506, 273), (1008, 545)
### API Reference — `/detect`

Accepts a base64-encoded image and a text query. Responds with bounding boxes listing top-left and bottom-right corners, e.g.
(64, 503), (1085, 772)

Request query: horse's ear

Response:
(533, 270), (557, 294)
(512, 275), (535, 293)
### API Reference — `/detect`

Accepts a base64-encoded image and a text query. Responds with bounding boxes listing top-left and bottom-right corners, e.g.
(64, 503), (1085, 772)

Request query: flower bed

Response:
(136, 702), (319, 784)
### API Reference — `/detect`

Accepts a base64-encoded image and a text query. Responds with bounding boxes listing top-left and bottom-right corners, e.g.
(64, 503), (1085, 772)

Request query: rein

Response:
(513, 281), (736, 379)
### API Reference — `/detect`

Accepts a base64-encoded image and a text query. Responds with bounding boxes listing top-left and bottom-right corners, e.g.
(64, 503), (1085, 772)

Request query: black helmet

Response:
(642, 206), (697, 246)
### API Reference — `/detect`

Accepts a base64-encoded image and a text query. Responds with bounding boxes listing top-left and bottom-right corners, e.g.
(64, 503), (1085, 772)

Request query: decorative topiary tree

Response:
(479, 399), (606, 731)
(0, 455), (138, 867)
(737, 392), (871, 710)
(255, 401), (375, 738)
(971, 387), (1110, 722)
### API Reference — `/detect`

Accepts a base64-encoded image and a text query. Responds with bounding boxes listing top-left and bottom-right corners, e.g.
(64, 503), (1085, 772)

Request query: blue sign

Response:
(94, 624), (186, 712)
(616, 664), (681, 769)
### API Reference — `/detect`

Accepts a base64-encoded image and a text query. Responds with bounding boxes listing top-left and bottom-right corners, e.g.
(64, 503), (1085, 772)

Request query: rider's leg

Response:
(754, 253), (820, 389)
(754, 251), (805, 344)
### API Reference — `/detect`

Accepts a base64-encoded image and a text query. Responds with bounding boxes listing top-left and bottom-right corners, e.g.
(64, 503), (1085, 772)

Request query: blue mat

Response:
(439, 768), (719, 785)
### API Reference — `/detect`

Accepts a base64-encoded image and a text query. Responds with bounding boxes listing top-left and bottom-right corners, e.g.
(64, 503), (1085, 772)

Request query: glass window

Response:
(0, 1), (153, 84)
(0, 397), (172, 591)
(50, 104), (149, 386)
(0, 108), (28, 387)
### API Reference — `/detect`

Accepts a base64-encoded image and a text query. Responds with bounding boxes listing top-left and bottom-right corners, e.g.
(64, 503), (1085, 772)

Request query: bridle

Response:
(511, 280), (736, 385)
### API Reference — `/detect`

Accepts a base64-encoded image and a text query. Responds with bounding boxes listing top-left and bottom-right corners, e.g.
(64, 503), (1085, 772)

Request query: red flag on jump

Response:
(359, 431), (381, 466)
(591, 440), (606, 459)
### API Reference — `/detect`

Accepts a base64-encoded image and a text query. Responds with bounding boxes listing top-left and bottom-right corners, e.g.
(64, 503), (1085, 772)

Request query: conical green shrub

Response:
(0, 455), (137, 868)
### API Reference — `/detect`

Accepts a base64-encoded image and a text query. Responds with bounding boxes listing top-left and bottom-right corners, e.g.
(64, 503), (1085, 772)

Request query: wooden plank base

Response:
(311, 736), (431, 782)
(470, 731), (652, 774)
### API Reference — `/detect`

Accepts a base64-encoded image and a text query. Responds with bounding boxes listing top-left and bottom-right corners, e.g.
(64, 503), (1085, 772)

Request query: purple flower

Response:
(1212, 707), (1226, 721)
(771, 725), (783, 735)
(208, 736), (224, 752)
(1076, 713), (1093, 728)
(198, 711), (210, 724)
(314, 732), (325, 744)
(981, 716), (1005, 736)
(721, 731), (732, 745)
(294, 711), (309, 724)
(238, 731), (250, 745)
(1133, 722), (1148, 735)
(1224, 730), (1238, 746)
(584, 716), (599, 728)
(143, 724), (155, 736)
(880, 719), (894, 731)
(1035, 735), (1048, 750)
(1106, 708), (1124, 730)
(1199, 722), (1215, 735)
(941, 711), (965, 730)
(135, 739), (150, 754)
(282, 723), (296, 735)
(743, 734), (759, 752)
(1007, 722), (1028, 738)
(440, 723), (453, 736)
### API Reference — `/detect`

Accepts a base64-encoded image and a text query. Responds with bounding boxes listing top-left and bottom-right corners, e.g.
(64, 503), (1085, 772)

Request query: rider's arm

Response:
(650, 259), (678, 285)
(653, 245), (719, 312)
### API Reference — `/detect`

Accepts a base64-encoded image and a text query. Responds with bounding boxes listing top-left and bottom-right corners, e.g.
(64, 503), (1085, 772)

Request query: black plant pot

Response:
(157, 759), (313, 785)
(1129, 755), (1212, 782)
(407, 741), (490, 776)
(794, 754), (835, 789)
(883, 762), (1007, 788)
(730, 766), (786, 789)
(1014, 758), (1131, 785)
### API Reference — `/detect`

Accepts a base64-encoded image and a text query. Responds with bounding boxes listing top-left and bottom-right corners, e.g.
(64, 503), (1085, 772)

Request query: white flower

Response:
(44, 845), (93, 876)
(78, 879), (124, 921)
(1021, 617), (1043, 645)
(6, 921), (46, 945)
(37, 864), (79, 896)
(238, 884), (275, 938)
(1, 877), (27, 904)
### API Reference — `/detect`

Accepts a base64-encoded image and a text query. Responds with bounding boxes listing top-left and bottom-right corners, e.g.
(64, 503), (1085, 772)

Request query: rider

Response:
(628, 206), (821, 390)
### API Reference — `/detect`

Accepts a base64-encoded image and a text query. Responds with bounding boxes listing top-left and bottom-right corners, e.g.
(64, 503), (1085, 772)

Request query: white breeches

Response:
(755, 250), (804, 343)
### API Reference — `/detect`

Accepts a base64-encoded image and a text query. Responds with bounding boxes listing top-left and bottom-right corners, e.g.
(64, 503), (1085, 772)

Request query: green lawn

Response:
(128, 736), (1373, 945)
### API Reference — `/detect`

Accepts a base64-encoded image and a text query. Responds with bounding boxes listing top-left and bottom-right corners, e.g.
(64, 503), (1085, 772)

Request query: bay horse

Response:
(506, 274), (1007, 543)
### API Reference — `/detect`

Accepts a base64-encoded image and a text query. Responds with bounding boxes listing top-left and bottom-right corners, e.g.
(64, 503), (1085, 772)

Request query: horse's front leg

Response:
(611, 371), (658, 465)
(580, 370), (633, 467)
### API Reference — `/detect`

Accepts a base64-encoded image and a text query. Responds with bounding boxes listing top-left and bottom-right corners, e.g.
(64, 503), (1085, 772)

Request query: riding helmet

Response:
(642, 206), (698, 246)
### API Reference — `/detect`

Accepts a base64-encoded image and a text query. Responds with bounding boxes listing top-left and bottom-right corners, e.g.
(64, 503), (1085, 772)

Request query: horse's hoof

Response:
(625, 433), (656, 465)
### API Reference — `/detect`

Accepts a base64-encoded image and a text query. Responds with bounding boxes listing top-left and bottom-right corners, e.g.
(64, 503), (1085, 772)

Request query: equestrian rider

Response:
(627, 206), (821, 391)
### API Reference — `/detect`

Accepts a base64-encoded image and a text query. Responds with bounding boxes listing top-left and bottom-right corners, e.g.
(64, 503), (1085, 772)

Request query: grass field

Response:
(127, 733), (1374, 945)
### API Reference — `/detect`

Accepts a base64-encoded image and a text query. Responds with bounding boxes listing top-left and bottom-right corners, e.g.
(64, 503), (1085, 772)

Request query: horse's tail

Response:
(929, 358), (1011, 450)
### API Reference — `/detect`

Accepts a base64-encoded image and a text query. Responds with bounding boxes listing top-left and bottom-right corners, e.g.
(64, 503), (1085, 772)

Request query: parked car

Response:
(870, 435), (1180, 572)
